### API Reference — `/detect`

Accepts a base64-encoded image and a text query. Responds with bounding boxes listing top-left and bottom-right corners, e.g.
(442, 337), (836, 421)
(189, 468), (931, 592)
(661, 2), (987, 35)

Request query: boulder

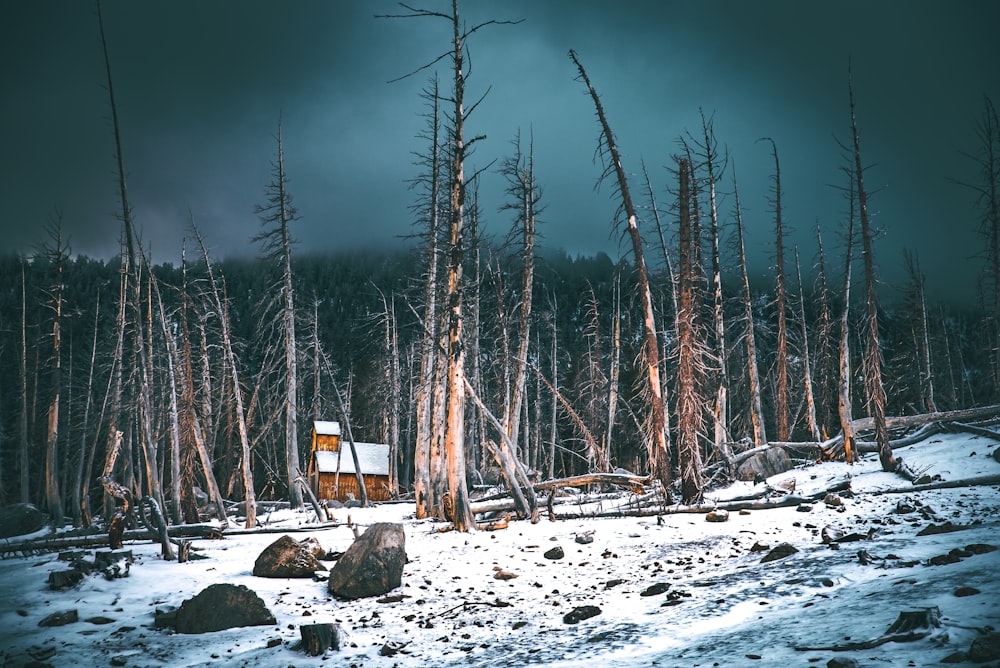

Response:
(0, 503), (47, 538)
(705, 509), (729, 523)
(543, 546), (564, 560)
(327, 523), (406, 600)
(969, 631), (1000, 662)
(174, 583), (276, 634)
(736, 448), (793, 482)
(253, 535), (328, 578)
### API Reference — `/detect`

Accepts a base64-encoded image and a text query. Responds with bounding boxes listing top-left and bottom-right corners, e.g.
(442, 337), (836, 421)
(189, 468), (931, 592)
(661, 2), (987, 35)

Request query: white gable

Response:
(313, 442), (389, 476)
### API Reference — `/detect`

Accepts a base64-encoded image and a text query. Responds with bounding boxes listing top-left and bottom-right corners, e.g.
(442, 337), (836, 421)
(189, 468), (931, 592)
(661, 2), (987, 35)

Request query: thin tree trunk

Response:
(794, 248), (821, 441)
(19, 258), (30, 504)
(570, 50), (670, 489)
(762, 138), (790, 441)
(838, 173), (857, 463)
(733, 170), (768, 445)
(73, 294), (100, 526)
(849, 67), (894, 472)
(44, 226), (66, 528)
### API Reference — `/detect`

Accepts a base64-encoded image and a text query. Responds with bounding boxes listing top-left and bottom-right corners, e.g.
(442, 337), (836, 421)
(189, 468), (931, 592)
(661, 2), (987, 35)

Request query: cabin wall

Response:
(316, 472), (393, 502)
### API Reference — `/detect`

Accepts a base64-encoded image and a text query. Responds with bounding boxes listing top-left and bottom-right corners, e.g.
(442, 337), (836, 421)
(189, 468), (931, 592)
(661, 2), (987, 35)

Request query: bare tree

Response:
(793, 248), (821, 441)
(760, 137), (791, 442)
(838, 170), (857, 463)
(733, 169), (768, 445)
(42, 219), (68, 527)
(569, 49), (671, 490)
(848, 66), (894, 472)
(253, 118), (303, 510)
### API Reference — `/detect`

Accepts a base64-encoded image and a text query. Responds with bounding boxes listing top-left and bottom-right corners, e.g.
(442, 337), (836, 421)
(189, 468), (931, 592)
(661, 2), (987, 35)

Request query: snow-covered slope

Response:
(2, 430), (998, 667)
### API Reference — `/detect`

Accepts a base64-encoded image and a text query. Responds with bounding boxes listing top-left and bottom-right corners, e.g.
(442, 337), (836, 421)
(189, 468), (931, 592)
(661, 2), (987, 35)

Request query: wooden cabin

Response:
(307, 421), (393, 502)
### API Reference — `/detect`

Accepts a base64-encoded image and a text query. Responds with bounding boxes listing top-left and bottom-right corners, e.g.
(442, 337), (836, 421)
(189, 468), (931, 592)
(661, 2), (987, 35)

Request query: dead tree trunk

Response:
(19, 258), (30, 504)
(838, 173), (857, 463)
(44, 221), (67, 528)
(794, 248), (821, 441)
(570, 49), (671, 490)
(849, 66), (894, 472)
(733, 170), (768, 445)
(676, 159), (705, 504)
(761, 137), (790, 442)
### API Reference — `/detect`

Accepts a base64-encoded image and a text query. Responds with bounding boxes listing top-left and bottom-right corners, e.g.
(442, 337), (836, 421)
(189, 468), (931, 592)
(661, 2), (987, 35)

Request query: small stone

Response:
(739, 509), (752, 516)
(575, 532), (594, 545)
(823, 493), (843, 507)
(917, 522), (968, 536)
(494, 570), (518, 580)
(705, 509), (729, 523)
(965, 543), (997, 554)
(543, 546), (564, 560)
(826, 658), (860, 668)
(896, 500), (916, 514)
(749, 541), (770, 553)
(941, 651), (967, 663)
(760, 543), (799, 563)
(639, 582), (670, 597)
(38, 609), (78, 627)
(563, 605), (601, 624)
(796, 503), (813, 513)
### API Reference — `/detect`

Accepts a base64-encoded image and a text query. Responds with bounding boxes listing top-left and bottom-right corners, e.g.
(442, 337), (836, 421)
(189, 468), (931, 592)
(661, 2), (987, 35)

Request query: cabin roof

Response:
(313, 420), (342, 437)
(313, 443), (389, 476)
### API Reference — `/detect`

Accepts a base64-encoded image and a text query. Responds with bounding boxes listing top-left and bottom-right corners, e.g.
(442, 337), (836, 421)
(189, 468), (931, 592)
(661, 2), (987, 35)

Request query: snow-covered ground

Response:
(2, 430), (998, 667)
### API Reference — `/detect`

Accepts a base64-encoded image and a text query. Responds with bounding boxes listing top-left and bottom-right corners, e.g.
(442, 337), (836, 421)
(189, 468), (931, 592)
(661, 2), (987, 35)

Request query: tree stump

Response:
(300, 622), (341, 655)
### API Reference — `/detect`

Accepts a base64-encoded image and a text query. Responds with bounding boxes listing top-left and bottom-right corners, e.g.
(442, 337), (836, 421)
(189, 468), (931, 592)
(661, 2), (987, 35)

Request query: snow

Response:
(2, 430), (999, 667)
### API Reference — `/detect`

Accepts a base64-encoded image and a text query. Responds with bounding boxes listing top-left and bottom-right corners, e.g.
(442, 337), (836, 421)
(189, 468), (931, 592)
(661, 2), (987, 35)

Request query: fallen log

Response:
(867, 473), (1000, 496)
(533, 472), (650, 492)
(941, 421), (1000, 440)
(851, 404), (1000, 434)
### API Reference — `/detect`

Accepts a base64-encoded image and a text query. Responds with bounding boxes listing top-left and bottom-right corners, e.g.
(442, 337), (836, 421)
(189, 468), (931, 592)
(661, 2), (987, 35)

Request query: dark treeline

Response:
(0, 237), (995, 522)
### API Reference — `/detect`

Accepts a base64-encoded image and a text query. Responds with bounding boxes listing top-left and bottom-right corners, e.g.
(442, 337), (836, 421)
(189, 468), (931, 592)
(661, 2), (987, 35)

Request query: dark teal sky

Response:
(3, 1), (998, 304)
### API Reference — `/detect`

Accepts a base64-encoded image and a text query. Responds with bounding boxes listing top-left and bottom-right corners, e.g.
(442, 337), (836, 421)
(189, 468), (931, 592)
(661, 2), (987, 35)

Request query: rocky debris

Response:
(575, 531), (595, 545)
(327, 522), (406, 600)
(917, 522), (969, 536)
(563, 605), (601, 624)
(705, 509), (729, 523)
(941, 650), (967, 663)
(253, 535), (328, 578)
(927, 544), (996, 566)
(795, 503), (813, 513)
(380, 640), (409, 657)
(0, 503), (47, 538)
(749, 541), (770, 553)
(896, 500), (916, 514)
(640, 582), (670, 596)
(174, 583), (276, 634)
(821, 525), (872, 544)
(760, 542), (799, 563)
(95, 549), (133, 579)
(493, 568), (518, 580)
(543, 545), (564, 560)
(300, 622), (342, 655)
(969, 631), (1000, 662)
(954, 586), (980, 597)
(736, 448), (793, 482)
(38, 609), (78, 627)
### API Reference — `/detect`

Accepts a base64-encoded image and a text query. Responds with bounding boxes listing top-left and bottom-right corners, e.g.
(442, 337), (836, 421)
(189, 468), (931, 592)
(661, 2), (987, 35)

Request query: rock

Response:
(795, 503), (813, 513)
(253, 535), (328, 578)
(736, 448), (793, 482)
(969, 632), (1000, 662)
(154, 605), (179, 629)
(299, 537), (325, 559)
(494, 570), (518, 580)
(896, 500), (916, 514)
(563, 605), (601, 624)
(0, 503), (48, 538)
(760, 543), (799, 563)
(994, 448), (1000, 464)
(917, 522), (968, 536)
(705, 509), (729, 523)
(965, 543), (998, 554)
(640, 582), (670, 596)
(823, 493), (843, 507)
(543, 546), (564, 560)
(749, 541), (770, 553)
(575, 532), (595, 545)
(48, 569), (84, 590)
(954, 586), (980, 597)
(327, 523), (407, 600)
(38, 609), (78, 627)
(941, 651), (967, 663)
(174, 583), (276, 634)
(827, 658), (860, 668)
(300, 622), (341, 655)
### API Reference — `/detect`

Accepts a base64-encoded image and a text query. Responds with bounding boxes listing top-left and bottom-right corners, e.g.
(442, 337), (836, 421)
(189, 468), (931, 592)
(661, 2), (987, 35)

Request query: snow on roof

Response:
(313, 442), (389, 476)
(312, 420), (341, 436)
